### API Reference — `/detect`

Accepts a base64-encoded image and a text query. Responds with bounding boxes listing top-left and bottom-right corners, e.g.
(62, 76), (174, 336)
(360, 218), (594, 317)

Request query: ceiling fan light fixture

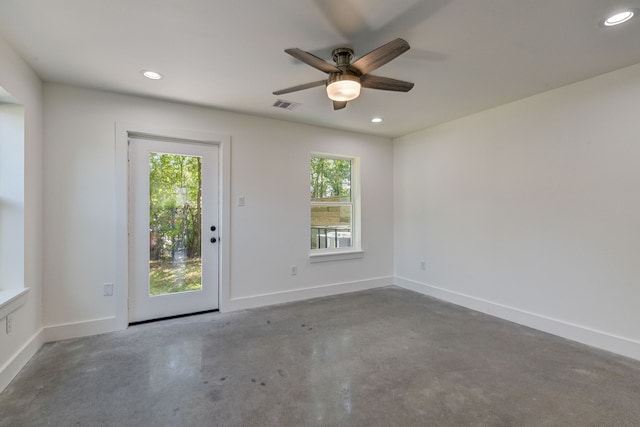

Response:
(326, 74), (361, 102)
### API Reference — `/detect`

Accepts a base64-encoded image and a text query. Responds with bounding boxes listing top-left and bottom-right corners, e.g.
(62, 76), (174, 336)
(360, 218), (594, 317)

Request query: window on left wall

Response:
(0, 86), (28, 316)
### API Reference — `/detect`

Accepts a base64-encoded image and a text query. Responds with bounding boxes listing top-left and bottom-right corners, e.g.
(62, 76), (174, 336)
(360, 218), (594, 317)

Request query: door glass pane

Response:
(148, 152), (203, 296)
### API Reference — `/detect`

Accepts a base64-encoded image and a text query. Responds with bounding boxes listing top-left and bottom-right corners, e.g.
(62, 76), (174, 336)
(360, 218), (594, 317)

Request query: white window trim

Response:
(309, 153), (362, 261)
(0, 288), (29, 320)
(309, 250), (364, 263)
(0, 93), (27, 317)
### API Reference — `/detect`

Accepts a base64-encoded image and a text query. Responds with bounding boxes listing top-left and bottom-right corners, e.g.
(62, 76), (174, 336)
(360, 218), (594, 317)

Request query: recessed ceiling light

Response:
(142, 70), (163, 80)
(603, 10), (635, 26)
(371, 117), (383, 123)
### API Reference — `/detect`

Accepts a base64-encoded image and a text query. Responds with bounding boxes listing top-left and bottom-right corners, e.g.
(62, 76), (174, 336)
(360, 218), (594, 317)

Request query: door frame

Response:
(115, 123), (231, 329)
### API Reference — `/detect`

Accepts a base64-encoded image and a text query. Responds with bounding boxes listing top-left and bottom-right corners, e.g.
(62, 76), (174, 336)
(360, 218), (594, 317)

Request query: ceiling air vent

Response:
(273, 99), (300, 111)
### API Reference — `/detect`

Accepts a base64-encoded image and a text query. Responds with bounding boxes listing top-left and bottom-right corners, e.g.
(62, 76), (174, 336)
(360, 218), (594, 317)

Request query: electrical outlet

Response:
(103, 283), (114, 296)
(291, 265), (297, 276)
(237, 196), (246, 206)
(6, 313), (13, 334)
(420, 260), (426, 271)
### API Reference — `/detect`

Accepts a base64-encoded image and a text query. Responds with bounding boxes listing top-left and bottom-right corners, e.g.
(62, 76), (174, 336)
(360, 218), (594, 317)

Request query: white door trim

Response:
(115, 122), (231, 330)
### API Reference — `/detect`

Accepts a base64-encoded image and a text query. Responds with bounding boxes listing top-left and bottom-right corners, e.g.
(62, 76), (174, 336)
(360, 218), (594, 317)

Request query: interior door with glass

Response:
(129, 137), (219, 323)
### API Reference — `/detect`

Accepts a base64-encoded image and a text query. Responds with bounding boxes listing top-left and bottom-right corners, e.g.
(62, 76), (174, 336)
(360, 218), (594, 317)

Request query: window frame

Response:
(0, 91), (29, 316)
(309, 152), (362, 262)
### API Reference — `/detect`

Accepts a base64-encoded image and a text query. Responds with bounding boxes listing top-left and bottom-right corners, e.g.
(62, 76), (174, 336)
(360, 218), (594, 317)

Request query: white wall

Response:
(394, 62), (640, 360)
(0, 35), (44, 391)
(42, 84), (394, 337)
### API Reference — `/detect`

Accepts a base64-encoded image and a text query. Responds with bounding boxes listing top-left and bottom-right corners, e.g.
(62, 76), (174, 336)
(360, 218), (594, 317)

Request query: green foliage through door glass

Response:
(149, 152), (202, 262)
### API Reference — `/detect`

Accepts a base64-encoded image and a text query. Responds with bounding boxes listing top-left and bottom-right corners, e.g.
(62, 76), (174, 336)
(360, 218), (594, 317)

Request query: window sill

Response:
(0, 288), (29, 319)
(309, 250), (364, 263)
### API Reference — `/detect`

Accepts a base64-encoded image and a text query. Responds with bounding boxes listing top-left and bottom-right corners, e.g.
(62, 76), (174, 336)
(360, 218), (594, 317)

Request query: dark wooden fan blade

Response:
(285, 48), (341, 74)
(350, 38), (410, 75)
(333, 100), (347, 110)
(360, 74), (414, 92)
(273, 80), (326, 95)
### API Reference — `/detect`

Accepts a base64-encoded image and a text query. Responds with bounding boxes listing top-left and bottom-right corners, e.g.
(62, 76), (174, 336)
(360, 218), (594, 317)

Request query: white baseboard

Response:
(44, 316), (122, 343)
(394, 276), (640, 361)
(222, 276), (392, 312)
(0, 328), (44, 393)
(42, 278), (392, 339)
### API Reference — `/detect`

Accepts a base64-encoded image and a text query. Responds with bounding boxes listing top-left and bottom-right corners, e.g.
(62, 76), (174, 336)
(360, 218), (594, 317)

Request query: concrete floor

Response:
(1, 287), (640, 426)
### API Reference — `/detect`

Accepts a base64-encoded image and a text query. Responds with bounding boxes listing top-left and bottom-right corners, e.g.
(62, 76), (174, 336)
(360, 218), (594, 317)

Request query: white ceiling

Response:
(1, 0), (640, 137)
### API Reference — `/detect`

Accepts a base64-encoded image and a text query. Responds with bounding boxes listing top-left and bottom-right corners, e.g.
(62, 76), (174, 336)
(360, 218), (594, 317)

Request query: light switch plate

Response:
(103, 283), (114, 296)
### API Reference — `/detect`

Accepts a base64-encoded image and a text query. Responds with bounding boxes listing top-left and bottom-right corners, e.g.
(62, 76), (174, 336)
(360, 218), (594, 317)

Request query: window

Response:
(0, 86), (29, 316)
(310, 154), (360, 256)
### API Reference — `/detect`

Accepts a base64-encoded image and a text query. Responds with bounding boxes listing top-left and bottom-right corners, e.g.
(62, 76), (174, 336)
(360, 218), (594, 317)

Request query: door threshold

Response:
(129, 309), (219, 326)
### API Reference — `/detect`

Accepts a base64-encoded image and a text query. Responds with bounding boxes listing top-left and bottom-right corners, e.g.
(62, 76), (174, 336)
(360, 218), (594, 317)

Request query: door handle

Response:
(210, 237), (217, 243)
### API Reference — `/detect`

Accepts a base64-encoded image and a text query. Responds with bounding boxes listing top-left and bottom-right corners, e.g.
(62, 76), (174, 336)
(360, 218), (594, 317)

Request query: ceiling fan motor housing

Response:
(332, 47), (355, 69)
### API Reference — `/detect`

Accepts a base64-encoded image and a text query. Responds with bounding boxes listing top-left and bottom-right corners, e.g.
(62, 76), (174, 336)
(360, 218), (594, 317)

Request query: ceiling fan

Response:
(273, 38), (415, 110)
